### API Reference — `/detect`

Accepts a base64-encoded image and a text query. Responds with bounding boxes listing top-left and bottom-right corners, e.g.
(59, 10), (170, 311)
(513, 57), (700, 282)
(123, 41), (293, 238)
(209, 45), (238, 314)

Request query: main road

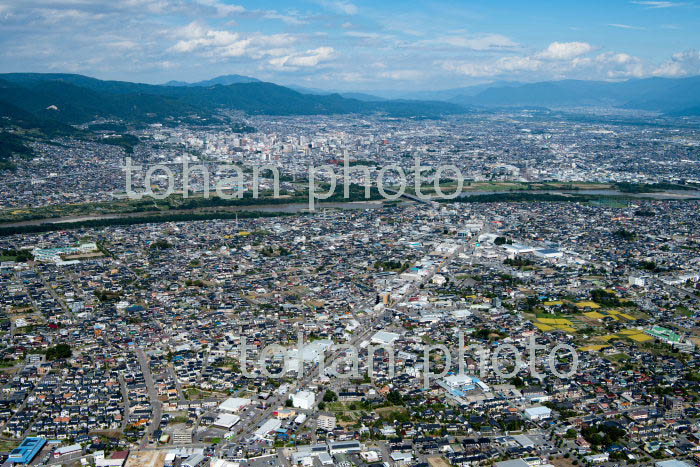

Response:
(137, 347), (163, 450)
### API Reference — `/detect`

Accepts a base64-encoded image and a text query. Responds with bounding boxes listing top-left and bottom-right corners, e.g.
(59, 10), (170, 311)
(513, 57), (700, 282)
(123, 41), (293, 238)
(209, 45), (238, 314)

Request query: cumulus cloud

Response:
(168, 21), (297, 60)
(268, 46), (335, 69)
(592, 52), (646, 78)
(536, 41), (595, 60)
(653, 49), (700, 76)
(441, 47), (650, 80)
(442, 56), (542, 77)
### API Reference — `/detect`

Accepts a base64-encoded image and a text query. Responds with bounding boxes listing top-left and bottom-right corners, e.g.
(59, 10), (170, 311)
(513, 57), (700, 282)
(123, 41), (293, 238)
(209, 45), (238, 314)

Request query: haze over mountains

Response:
(0, 73), (699, 134)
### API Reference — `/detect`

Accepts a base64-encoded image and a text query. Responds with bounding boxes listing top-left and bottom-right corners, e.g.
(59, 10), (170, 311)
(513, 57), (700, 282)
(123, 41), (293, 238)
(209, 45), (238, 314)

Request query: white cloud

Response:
(260, 10), (307, 25)
(168, 21), (298, 60)
(379, 69), (426, 80)
(594, 52), (645, 78)
(195, 0), (245, 17)
(536, 41), (595, 60)
(441, 48), (650, 80)
(268, 46), (335, 69)
(442, 56), (542, 77)
(318, 0), (358, 15)
(631, 1), (686, 8)
(440, 33), (519, 51)
(653, 49), (700, 76)
(608, 23), (645, 30)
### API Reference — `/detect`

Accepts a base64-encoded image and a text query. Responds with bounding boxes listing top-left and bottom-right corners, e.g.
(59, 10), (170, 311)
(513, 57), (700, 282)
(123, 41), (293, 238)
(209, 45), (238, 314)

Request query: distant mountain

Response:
(164, 74), (261, 87)
(368, 81), (522, 101)
(339, 92), (386, 102)
(0, 73), (466, 127)
(287, 85), (385, 101)
(449, 76), (700, 115)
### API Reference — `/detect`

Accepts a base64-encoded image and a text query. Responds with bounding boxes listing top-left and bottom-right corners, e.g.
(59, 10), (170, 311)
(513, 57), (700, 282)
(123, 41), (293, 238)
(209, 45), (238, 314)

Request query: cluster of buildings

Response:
(0, 112), (698, 465)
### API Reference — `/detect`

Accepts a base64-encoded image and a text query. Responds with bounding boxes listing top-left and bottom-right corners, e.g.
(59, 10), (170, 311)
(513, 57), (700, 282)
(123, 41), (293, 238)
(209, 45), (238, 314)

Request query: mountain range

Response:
(0, 73), (465, 128)
(446, 76), (700, 115)
(163, 74), (261, 87)
(1, 73), (699, 137)
(277, 76), (700, 116)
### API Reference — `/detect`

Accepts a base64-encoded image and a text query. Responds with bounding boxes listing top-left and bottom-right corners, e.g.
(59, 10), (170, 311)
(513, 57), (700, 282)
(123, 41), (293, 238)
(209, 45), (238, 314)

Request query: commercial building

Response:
(254, 418), (282, 440)
(53, 443), (82, 458)
(523, 406), (552, 421)
(8, 437), (47, 464)
(182, 453), (206, 467)
(218, 397), (251, 414)
(291, 390), (315, 410)
(213, 413), (241, 430)
(371, 330), (400, 346)
(328, 440), (362, 455)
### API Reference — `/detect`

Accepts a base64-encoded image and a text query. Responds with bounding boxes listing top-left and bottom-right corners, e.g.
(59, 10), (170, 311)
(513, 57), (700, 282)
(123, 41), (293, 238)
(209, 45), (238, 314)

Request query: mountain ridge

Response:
(0, 73), (466, 125)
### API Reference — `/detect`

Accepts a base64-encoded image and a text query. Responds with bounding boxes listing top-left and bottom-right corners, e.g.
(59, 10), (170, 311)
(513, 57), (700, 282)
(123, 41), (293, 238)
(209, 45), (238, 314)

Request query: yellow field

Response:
(579, 344), (610, 352)
(534, 317), (576, 333)
(598, 329), (651, 343)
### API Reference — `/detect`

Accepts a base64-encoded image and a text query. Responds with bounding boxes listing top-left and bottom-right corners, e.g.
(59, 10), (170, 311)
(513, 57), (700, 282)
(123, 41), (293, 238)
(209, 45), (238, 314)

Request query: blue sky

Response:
(0, 0), (698, 90)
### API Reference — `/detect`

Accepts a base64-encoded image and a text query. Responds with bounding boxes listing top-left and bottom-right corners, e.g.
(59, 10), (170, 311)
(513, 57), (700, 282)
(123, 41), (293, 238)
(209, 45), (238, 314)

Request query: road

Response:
(136, 347), (162, 449)
(119, 372), (130, 432)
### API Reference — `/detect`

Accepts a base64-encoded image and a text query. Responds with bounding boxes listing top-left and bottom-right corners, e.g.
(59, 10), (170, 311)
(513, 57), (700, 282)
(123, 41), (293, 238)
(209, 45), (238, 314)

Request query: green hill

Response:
(0, 73), (467, 124)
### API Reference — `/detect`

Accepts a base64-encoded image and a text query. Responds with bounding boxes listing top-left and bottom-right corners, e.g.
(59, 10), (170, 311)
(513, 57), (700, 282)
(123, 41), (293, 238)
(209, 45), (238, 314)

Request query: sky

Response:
(0, 0), (699, 91)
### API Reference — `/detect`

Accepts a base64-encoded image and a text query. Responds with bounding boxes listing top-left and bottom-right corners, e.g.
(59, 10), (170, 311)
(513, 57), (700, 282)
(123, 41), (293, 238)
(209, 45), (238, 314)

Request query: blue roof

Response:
(8, 437), (47, 464)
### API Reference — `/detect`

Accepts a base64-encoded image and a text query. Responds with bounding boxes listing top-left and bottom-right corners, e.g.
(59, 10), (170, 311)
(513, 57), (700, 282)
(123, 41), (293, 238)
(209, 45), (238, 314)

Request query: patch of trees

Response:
(591, 289), (622, 307)
(0, 249), (34, 262)
(185, 279), (205, 287)
(616, 182), (696, 193)
(323, 390), (338, 402)
(472, 328), (506, 340)
(614, 228), (637, 241)
(45, 343), (72, 360)
(99, 134), (140, 154)
(504, 257), (534, 268)
(0, 210), (294, 237)
(0, 132), (34, 170)
(444, 192), (593, 204)
(374, 260), (409, 272)
(95, 289), (122, 302)
(581, 423), (626, 449)
(260, 246), (291, 257)
(150, 239), (172, 250)
(386, 390), (404, 406)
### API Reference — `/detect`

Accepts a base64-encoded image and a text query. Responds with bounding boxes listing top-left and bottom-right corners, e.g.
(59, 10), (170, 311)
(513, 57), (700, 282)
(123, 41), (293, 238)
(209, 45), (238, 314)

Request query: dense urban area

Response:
(0, 111), (699, 467)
